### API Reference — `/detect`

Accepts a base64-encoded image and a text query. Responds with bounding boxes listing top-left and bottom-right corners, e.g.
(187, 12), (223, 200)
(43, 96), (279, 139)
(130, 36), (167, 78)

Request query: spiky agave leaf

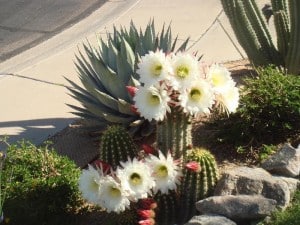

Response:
(67, 20), (190, 137)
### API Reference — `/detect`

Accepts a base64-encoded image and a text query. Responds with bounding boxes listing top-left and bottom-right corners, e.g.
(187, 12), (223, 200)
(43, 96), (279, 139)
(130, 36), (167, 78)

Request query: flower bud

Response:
(138, 209), (155, 219)
(139, 198), (157, 210)
(142, 144), (156, 155)
(138, 218), (155, 225)
(126, 86), (138, 97)
(185, 161), (201, 172)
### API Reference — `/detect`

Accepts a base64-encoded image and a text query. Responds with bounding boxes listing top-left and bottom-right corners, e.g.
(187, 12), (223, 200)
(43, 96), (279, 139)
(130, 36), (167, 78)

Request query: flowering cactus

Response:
(78, 50), (239, 225)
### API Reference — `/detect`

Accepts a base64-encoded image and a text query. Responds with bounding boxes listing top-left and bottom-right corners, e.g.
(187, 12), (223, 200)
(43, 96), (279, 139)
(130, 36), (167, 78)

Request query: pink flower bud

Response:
(139, 198), (157, 210)
(142, 144), (156, 155)
(93, 160), (111, 173)
(138, 218), (155, 225)
(185, 161), (201, 172)
(126, 86), (138, 97)
(130, 105), (139, 114)
(138, 209), (155, 219)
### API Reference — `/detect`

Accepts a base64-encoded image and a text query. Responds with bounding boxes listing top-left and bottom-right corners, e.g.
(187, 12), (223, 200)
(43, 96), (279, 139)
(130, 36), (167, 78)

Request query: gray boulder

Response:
(273, 176), (300, 198)
(184, 214), (237, 225)
(196, 195), (277, 221)
(214, 166), (290, 209)
(261, 143), (300, 177)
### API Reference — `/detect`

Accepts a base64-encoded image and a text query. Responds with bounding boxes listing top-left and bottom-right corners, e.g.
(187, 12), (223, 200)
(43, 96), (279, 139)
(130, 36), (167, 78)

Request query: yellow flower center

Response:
(156, 165), (168, 178)
(109, 186), (121, 197)
(211, 72), (225, 87)
(190, 88), (201, 101)
(151, 64), (163, 76)
(148, 93), (161, 105)
(176, 65), (189, 79)
(130, 172), (142, 186)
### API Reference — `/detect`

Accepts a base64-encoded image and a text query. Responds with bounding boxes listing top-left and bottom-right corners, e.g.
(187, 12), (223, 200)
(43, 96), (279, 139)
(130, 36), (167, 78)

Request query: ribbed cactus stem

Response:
(156, 107), (192, 159)
(99, 125), (138, 169)
(221, 0), (270, 66)
(242, 0), (283, 66)
(274, 10), (290, 62)
(271, 0), (289, 13)
(178, 148), (219, 224)
(154, 191), (178, 225)
(286, 0), (300, 74)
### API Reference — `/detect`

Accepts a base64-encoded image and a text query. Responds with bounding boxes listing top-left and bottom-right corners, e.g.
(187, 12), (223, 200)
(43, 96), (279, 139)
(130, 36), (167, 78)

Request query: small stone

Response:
(214, 166), (290, 209)
(261, 143), (300, 177)
(196, 195), (277, 221)
(184, 214), (237, 225)
(273, 176), (300, 198)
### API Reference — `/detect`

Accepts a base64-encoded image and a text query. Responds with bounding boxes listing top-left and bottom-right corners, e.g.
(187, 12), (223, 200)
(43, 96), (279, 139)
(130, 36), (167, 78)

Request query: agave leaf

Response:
(84, 49), (129, 99)
(102, 112), (134, 124)
(171, 35), (179, 52)
(107, 39), (118, 71)
(127, 76), (141, 87)
(176, 37), (191, 53)
(94, 89), (119, 111)
(130, 119), (143, 126)
(118, 98), (136, 116)
(75, 51), (106, 92)
(116, 38), (135, 84)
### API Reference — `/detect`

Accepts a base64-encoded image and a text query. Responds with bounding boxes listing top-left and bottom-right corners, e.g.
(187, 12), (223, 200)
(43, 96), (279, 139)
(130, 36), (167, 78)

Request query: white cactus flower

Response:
(98, 176), (130, 214)
(179, 79), (215, 116)
(116, 158), (155, 201)
(134, 85), (170, 121)
(146, 151), (182, 194)
(137, 50), (172, 87)
(78, 164), (102, 205)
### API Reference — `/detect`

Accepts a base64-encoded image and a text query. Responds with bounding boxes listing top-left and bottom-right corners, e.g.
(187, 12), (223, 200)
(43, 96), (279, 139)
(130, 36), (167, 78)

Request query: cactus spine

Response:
(221, 0), (300, 74)
(178, 148), (219, 224)
(156, 107), (192, 159)
(99, 125), (138, 169)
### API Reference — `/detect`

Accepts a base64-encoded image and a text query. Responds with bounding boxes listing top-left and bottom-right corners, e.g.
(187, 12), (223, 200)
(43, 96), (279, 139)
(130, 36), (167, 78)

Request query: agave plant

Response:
(66, 20), (190, 137)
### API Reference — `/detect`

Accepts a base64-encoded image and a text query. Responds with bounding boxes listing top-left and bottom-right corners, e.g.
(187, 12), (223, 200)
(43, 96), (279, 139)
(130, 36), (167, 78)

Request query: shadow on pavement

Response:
(0, 117), (75, 149)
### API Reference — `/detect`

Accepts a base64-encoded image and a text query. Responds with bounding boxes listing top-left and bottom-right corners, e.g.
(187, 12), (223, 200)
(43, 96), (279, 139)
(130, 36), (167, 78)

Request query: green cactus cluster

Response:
(99, 125), (138, 169)
(67, 20), (190, 138)
(156, 108), (193, 159)
(178, 147), (219, 224)
(221, 0), (300, 74)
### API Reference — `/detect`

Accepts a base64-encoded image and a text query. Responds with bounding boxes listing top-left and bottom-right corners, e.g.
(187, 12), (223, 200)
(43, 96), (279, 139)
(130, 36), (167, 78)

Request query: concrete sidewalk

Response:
(0, 0), (247, 149)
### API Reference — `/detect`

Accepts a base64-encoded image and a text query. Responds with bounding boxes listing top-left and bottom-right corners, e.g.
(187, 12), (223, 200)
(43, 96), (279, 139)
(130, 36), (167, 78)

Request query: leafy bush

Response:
(2, 140), (82, 225)
(260, 190), (300, 225)
(209, 66), (300, 159)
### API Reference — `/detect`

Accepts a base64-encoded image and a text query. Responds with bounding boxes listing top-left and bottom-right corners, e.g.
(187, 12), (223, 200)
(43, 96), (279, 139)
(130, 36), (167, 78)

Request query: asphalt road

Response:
(0, 0), (106, 63)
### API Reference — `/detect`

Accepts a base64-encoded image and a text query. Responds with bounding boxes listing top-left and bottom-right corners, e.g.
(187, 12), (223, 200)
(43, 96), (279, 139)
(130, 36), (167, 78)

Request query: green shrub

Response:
(209, 66), (300, 158)
(260, 190), (300, 225)
(2, 140), (82, 225)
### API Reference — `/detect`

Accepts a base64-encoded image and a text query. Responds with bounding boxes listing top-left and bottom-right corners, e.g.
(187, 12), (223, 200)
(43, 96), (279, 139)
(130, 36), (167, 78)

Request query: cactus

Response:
(156, 107), (193, 159)
(154, 190), (178, 225)
(178, 147), (219, 224)
(67, 20), (190, 138)
(99, 125), (138, 169)
(285, 0), (300, 74)
(221, 0), (300, 74)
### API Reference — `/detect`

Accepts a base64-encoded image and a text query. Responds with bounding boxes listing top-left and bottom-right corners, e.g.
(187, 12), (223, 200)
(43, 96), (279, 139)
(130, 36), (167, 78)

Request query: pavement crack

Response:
(0, 25), (51, 34)
(0, 73), (73, 89)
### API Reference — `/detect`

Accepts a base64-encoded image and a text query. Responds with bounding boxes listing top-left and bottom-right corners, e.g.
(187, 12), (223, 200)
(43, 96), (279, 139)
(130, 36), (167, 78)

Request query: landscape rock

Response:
(261, 143), (300, 177)
(196, 195), (277, 221)
(184, 214), (237, 225)
(273, 176), (300, 198)
(214, 166), (290, 209)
